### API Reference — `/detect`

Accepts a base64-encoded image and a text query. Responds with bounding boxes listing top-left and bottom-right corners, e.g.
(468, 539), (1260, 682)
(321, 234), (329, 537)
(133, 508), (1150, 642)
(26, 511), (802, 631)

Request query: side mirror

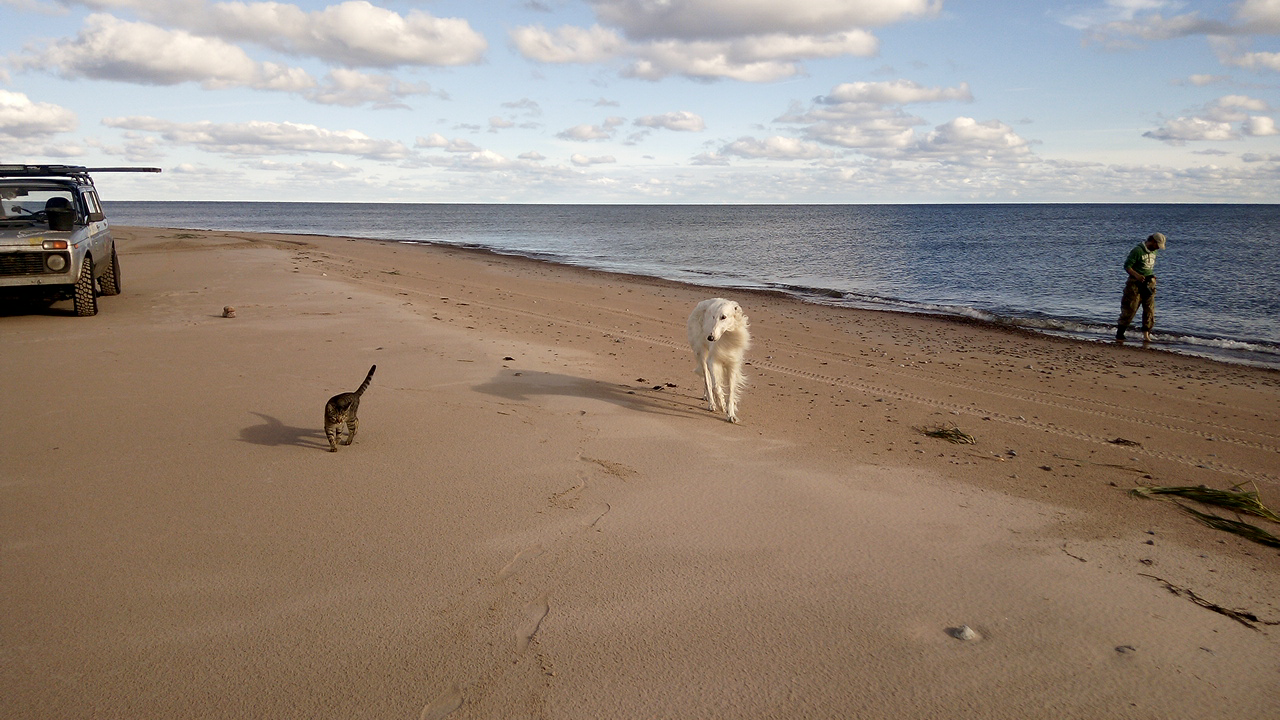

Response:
(88, 211), (105, 222)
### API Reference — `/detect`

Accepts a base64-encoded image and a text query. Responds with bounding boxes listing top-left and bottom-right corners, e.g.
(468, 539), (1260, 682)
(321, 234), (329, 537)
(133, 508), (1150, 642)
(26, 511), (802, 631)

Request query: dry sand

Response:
(2, 226), (1278, 719)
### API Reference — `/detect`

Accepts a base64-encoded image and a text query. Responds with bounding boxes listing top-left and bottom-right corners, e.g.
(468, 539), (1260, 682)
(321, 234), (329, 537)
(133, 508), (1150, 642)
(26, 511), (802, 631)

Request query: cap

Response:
(1147, 232), (1166, 249)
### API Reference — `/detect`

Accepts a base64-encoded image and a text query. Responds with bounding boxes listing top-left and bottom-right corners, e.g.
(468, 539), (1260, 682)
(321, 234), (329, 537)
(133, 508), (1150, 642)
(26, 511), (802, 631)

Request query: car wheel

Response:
(99, 244), (122, 296)
(73, 256), (98, 316)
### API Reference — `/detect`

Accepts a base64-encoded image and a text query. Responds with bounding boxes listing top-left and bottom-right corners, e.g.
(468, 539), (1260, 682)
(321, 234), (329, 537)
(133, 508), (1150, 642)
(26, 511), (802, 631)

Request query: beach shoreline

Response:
(3, 226), (1277, 718)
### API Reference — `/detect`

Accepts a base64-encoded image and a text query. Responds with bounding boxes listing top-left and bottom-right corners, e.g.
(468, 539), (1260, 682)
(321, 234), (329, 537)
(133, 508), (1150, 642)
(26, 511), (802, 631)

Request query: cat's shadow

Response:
(240, 412), (329, 450)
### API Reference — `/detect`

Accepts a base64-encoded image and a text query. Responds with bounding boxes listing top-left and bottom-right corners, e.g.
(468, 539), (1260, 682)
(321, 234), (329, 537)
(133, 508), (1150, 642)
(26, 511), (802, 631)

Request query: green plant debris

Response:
(1129, 484), (1280, 523)
(1176, 504), (1280, 548)
(915, 424), (976, 444)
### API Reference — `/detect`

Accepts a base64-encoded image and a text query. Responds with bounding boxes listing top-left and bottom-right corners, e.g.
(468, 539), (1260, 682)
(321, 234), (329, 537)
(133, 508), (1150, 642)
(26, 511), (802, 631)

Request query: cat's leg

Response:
(343, 415), (358, 445)
(325, 422), (340, 452)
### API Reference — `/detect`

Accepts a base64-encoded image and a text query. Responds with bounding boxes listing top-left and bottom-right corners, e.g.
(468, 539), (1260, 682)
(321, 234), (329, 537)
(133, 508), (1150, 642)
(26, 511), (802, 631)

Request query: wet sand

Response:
(2, 226), (1278, 719)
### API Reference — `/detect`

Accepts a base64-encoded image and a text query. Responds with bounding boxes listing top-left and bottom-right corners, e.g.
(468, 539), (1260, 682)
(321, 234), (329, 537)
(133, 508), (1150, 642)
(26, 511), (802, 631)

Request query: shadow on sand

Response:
(473, 368), (710, 421)
(240, 412), (330, 450)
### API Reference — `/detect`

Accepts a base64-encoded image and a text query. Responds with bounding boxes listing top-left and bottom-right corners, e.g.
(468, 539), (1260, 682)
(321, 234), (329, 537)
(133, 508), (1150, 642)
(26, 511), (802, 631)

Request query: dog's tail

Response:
(354, 364), (376, 396)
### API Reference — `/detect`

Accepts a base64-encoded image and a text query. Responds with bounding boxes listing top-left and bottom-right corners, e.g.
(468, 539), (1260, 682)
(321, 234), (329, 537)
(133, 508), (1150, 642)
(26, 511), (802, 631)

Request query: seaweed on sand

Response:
(914, 424), (976, 444)
(1128, 484), (1280, 523)
(1130, 483), (1280, 549)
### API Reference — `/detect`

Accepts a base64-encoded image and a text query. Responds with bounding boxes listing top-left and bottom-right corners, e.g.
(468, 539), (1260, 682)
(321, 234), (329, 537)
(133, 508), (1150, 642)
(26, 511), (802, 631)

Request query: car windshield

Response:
(0, 186), (76, 225)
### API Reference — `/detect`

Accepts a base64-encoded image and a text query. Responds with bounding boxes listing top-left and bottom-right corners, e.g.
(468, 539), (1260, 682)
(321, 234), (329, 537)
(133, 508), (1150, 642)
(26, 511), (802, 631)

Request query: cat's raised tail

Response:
(356, 364), (376, 396)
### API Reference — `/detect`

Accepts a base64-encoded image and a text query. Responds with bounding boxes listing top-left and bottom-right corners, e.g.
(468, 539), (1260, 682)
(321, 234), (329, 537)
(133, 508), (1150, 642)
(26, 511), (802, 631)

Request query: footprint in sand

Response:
(516, 595), (550, 653)
(496, 545), (544, 581)
(419, 684), (463, 720)
(584, 502), (611, 529)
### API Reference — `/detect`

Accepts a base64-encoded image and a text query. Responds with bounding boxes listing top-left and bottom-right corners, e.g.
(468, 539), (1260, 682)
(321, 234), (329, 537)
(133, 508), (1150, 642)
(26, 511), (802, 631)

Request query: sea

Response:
(106, 202), (1280, 370)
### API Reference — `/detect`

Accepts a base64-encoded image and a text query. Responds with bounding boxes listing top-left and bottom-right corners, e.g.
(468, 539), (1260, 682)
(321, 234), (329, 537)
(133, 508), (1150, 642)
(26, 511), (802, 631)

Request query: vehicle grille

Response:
(0, 253), (54, 276)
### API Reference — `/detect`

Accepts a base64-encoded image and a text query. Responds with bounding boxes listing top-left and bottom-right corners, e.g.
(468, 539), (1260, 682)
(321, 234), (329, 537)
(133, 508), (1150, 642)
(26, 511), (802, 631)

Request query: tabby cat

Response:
(324, 364), (376, 452)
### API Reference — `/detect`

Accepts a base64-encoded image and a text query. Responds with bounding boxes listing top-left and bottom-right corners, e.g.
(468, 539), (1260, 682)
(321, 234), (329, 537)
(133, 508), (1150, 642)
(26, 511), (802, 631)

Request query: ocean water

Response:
(107, 202), (1280, 369)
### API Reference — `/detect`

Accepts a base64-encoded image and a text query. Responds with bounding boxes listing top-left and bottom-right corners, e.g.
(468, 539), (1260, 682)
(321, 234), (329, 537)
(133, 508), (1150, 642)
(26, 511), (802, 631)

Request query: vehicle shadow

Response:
(0, 301), (74, 317)
(473, 368), (706, 420)
(240, 412), (329, 450)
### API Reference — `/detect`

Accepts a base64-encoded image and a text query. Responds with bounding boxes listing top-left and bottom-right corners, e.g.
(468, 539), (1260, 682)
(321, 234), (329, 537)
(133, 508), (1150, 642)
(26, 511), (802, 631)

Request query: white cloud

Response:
(58, 0), (488, 68)
(0, 89), (77, 138)
(820, 79), (972, 105)
(305, 69), (431, 108)
(570, 153), (617, 166)
(904, 117), (1035, 164)
(557, 117), (626, 141)
(1223, 49), (1280, 72)
(18, 14), (315, 91)
(1143, 95), (1277, 144)
(1143, 117), (1238, 144)
(1243, 115), (1279, 136)
(721, 136), (836, 160)
(414, 134), (481, 152)
(511, 0), (936, 81)
(103, 117), (411, 160)
(590, 0), (940, 40)
(634, 111), (706, 132)
(511, 24), (625, 63)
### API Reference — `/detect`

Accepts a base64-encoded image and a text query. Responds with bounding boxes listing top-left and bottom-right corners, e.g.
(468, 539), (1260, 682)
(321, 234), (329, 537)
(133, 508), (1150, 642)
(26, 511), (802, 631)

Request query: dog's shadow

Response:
(240, 412), (330, 450)
(474, 369), (705, 419)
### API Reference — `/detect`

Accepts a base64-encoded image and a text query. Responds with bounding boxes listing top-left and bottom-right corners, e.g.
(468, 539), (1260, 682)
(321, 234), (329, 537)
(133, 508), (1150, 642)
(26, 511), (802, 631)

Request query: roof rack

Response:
(0, 165), (162, 179)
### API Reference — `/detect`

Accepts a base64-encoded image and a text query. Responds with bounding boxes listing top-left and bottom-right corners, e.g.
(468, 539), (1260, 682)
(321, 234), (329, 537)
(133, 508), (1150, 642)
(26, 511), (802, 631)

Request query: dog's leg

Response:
(724, 362), (741, 423)
(701, 354), (719, 412)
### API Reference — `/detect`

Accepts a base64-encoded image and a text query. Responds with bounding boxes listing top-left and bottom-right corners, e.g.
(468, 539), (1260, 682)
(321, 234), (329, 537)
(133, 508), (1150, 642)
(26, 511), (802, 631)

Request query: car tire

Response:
(99, 244), (121, 296)
(73, 256), (98, 316)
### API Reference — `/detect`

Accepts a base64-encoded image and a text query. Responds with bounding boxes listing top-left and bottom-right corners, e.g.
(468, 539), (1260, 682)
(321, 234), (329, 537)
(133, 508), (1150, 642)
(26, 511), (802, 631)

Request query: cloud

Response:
(1143, 94), (1277, 144)
(591, 0), (941, 40)
(779, 79), (972, 150)
(0, 89), (77, 138)
(18, 14), (315, 91)
(511, 24), (625, 63)
(720, 136), (836, 160)
(570, 153), (617, 166)
(557, 117), (626, 140)
(103, 116), (412, 159)
(1143, 117), (1238, 144)
(512, 0), (938, 81)
(415, 133), (481, 152)
(56, 0), (488, 68)
(634, 111), (705, 132)
(904, 117), (1035, 164)
(304, 69), (431, 108)
(819, 79), (972, 105)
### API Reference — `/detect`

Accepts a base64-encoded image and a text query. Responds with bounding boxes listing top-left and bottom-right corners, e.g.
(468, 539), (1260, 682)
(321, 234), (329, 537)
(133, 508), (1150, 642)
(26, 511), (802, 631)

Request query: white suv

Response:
(0, 165), (159, 316)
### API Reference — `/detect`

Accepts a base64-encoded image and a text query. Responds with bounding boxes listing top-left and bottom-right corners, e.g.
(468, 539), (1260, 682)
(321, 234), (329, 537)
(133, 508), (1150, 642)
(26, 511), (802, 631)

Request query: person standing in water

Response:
(1116, 232), (1167, 343)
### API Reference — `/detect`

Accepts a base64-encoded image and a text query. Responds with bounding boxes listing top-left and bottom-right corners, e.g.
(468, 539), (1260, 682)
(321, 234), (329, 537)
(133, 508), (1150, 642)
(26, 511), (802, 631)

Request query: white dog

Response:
(687, 298), (750, 423)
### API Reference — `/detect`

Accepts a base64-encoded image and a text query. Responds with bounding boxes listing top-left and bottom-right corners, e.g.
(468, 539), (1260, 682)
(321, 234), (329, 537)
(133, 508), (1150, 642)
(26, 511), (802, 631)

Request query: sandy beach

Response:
(3, 226), (1278, 719)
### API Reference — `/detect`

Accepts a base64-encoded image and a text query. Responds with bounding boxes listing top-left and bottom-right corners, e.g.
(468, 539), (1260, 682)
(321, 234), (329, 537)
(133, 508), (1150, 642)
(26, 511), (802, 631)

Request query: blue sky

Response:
(2, 0), (1278, 203)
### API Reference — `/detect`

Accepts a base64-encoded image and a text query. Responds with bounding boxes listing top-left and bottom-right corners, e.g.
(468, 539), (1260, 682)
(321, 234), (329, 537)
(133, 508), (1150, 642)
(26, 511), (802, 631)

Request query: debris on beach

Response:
(1129, 483), (1280, 548)
(948, 625), (980, 641)
(222, 306), (236, 318)
(1109, 437), (1141, 446)
(915, 423), (976, 444)
(1129, 484), (1280, 522)
(1140, 573), (1279, 631)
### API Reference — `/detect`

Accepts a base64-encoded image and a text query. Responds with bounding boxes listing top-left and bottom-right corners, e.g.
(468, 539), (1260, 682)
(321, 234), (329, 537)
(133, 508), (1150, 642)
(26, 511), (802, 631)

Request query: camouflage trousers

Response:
(1119, 276), (1157, 332)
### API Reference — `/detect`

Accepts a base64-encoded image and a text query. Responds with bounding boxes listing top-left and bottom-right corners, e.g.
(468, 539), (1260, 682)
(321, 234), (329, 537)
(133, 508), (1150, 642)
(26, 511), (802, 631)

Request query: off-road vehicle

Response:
(0, 165), (159, 316)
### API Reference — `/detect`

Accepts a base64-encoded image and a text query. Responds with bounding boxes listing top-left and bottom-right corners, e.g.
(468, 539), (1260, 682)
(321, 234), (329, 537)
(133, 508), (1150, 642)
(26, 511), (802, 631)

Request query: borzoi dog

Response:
(687, 298), (750, 423)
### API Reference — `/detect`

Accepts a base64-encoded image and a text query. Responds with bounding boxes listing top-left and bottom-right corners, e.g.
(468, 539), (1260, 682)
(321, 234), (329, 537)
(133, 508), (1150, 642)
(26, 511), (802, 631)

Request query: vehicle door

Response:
(80, 189), (110, 264)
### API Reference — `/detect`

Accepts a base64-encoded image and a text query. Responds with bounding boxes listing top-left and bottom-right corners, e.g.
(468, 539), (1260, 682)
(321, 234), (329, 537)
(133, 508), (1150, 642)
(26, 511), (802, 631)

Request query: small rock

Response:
(1115, 645), (1136, 654)
(950, 625), (980, 641)
(222, 306), (236, 318)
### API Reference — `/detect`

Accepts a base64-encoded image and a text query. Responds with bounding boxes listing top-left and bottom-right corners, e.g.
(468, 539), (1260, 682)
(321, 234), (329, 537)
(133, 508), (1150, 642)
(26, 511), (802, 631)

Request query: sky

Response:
(1, 0), (1278, 203)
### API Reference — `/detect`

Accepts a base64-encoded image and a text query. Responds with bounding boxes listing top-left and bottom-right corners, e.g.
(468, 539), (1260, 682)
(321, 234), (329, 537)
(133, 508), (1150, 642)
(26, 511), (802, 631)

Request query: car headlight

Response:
(46, 254), (67, 272)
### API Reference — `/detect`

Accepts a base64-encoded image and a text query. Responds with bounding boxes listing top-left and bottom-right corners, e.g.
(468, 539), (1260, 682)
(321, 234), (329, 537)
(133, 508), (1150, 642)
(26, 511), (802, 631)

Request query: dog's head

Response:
(706, 300), (747, 342)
